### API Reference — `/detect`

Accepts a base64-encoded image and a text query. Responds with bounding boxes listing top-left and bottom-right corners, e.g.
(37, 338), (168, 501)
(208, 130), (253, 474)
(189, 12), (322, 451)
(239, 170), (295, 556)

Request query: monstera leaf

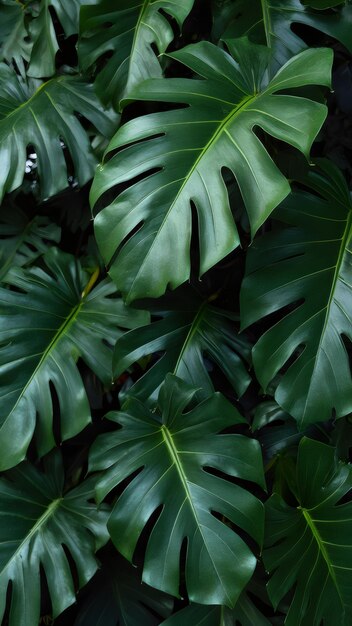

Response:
(114, 295), (251, 404)
(264, 437), (352, 626)
(74, 552), (173, 626)
(91, 40), (332, 302)
(0, 63), (119, 201)
(27, 0), (97, 78)
(216, 0), (352, 70)
(159, 597), (272, 626)
(79, 0), (195, 108)
(0, 204), (61, 281)
(0, 0), (31, 73)
(0, 247), (148, 471)
(241, 159), (352, 427)
(90, 374), (265, 607)
(0, 451), (109, 626)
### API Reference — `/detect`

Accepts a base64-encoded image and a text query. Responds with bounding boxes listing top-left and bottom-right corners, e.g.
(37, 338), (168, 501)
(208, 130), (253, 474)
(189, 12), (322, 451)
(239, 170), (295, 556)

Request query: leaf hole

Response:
(62, 543), (80, 592)
(132, 504), (164, 568)
(178, 536), (188, 600)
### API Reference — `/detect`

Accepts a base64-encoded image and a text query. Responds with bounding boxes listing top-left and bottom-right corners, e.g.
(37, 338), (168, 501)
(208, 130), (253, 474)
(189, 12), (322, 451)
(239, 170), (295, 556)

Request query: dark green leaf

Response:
(90, 374), (265, 607)
(0, 451), (109, 626)
(0, 64), (119, 201)
(264, 437), (352, 626)
(0, 204), (61, 281)
(91, 41), (332, 302)
(79, 0), (195, 108)
(0, 247), (148, 470)
(0, 0), (31, 73)
(159, 595), (272, 625)
(241, 159), (352, 427)
(114, 297), (251, 404)
(74, 552), (173, 626)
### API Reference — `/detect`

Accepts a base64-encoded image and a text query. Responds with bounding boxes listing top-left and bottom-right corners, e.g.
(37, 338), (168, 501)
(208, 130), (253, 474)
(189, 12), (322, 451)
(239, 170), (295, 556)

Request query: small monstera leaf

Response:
(0, 204), (61, 281)
(27, 0), (97, 78)
(114, 294), (251, 404)
(90, 374), (265, 607)
(0, 247), (148, 470)
(79, 0), (195, 108)
(0, 63), (119, 202)
(264, 437), (352, 626)
(241, 159), (352, 427)
(216, 0), (352, 70)
(0, 451), (109, 626)
(74, 552), (173, 626)
(91, 40), (332, 302)
(0, 0), (32, 73)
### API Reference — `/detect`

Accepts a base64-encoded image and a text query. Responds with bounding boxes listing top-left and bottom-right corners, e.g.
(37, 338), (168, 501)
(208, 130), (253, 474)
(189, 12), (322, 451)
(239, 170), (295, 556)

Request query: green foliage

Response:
(0, 0), (352, 624)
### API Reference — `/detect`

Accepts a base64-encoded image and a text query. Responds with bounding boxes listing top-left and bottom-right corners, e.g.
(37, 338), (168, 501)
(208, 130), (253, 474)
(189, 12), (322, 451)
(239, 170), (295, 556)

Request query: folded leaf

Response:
(241, 159), (352, 427)
(0, 247), (148, 470)
(0, 451), (109, 626)
(264, 437), (352, 626)
(90, 374), (265, 607)
(91, 41), (332, 302)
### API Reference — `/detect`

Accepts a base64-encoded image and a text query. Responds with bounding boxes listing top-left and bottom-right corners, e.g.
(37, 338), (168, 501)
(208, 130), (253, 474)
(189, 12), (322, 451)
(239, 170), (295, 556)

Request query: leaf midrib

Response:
(301, 506), (344, 606)
(173, 302), (208, 375)
(1, 497), (62, 577)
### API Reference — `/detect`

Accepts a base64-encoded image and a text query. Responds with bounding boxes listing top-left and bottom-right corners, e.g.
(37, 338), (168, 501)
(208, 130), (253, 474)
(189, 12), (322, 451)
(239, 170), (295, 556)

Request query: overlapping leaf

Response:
(74, 552), (173, 626)
(0, 0), (31, 73)
(0, 204), (61, 281)
(114, 296), (251, 404)
(0, 451), (109, 626)
(91, 40), (332, 302)
(264, 437), (352, 626)
(216, 0), (352, 70)
(241, 159), (352, 427)
(0, 63), (119, 201)
(159, 598), (272, 626)
(79, 0), (195, 108)
(0, 247), (148, 470)
(90, 374), (265, 607)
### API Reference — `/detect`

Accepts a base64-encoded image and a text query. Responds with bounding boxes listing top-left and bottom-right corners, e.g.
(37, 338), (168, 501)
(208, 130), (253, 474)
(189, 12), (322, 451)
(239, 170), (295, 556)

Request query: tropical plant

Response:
(0, 0), (352, 624)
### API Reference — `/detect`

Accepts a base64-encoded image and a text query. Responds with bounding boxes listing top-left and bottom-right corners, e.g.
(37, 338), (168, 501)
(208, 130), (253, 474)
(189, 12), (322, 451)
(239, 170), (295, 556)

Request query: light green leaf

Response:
(79, 0), (195, 108)
(91, 41), (332, 302)
(0, 63), (119, 202)
(114, 296), (251, 404)
(0, 204), (61, 281)
(74, 552), (173, 626)
(0, 451), (109, 626)
(264, 437), (352, 626)
(0, 247), (148, 470)
(241, 159), (352, 427)
(90, 374), (265, 607)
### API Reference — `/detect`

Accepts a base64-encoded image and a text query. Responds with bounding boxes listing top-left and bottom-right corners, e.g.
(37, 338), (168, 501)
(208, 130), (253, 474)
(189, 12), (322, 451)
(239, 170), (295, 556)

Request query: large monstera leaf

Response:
(264, 437), (352, 626)
(114, 295), (251, 404)
(241, 159), (352, 427)
(0, 63), (118, 202)
(90, 374), (265, 607)
(79, 0), (195, 108)
(0, 247), (148, 470)
(0, 204), (61, 281)
(74, 552), (173, 626)
(215, 0), (352, 70)
(91, 40), (332, 302)
(0, 451), (109, 626)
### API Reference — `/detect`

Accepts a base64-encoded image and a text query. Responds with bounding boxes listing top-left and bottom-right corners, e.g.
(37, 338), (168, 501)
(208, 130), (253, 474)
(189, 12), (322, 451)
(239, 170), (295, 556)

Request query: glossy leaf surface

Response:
(0, 64), (118, 201)
(90, 374), (265, 607)
(159, 595), (272, 626)
(114, 297), (251, 403)
(264, 437), (352, 626)
(79, 0), (195, 108)
(241, 160), (352, 427)
(0, 452), (109, 626)
(0, 247), (148, 470)
(91, 41), (332, 302)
